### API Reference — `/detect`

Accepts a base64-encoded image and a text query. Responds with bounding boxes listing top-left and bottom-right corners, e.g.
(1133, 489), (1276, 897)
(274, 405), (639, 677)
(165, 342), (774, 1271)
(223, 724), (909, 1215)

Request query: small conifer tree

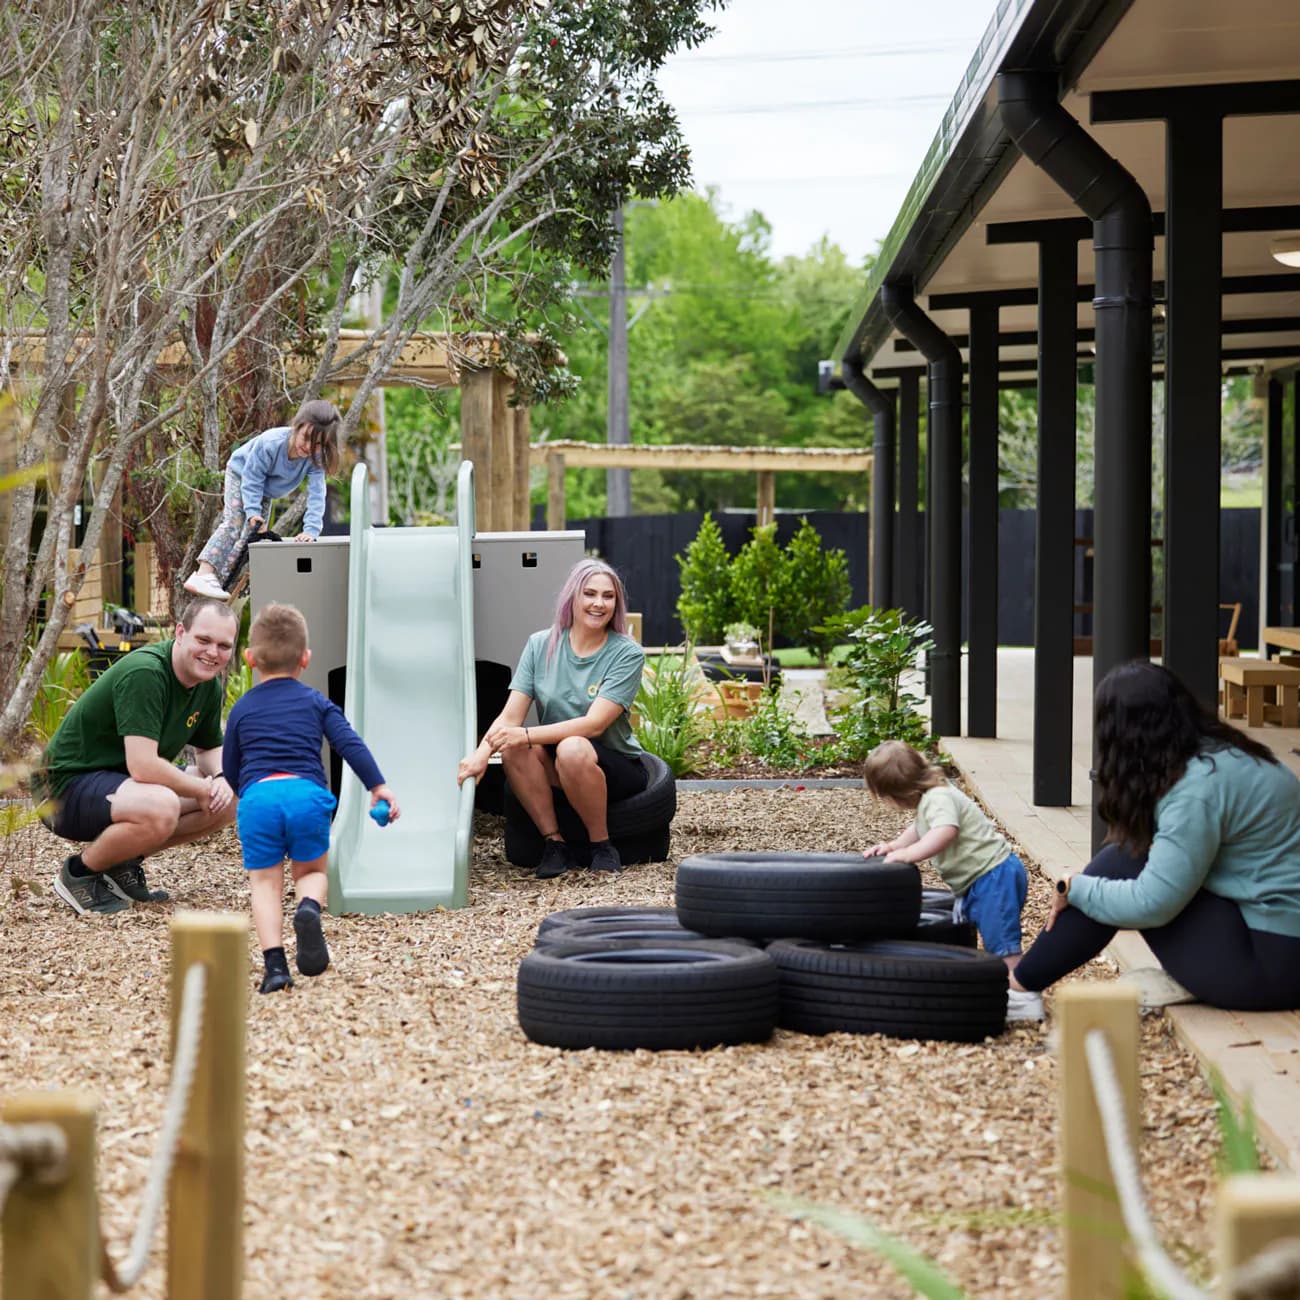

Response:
(676, 513), (735, 643)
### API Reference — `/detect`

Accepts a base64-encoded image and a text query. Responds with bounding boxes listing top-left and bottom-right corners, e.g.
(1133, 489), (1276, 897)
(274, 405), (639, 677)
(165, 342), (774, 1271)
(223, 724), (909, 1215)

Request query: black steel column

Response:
(841, 359), (895, 608)
(966, 302), (999, 737)
(1265, 376), (1285, 627)
(881, 283), (963, 737)
(896, 371), (921, 618)
(923, 367), (936, 623)
(1034, 234), (1079, 806)
(1162, 110), (1223, 708)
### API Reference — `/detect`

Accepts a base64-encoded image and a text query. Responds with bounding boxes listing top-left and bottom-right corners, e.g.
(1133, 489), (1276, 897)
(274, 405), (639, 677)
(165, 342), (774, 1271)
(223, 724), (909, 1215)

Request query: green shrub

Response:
(729, 523), (791, 644)
(633, 652), (709, 777)
(821, 606), (936, 761)
(739, 686), (813, 770)
(29, 651), (91, 746)
(782, 517), (851, 663)
(676, 514), (735, 644)
(223, 659), (254, 719)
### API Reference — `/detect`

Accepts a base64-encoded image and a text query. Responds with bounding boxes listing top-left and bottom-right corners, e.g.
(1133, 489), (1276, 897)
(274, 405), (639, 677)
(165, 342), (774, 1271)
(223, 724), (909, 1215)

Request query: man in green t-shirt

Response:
(37, 598), (239, 915)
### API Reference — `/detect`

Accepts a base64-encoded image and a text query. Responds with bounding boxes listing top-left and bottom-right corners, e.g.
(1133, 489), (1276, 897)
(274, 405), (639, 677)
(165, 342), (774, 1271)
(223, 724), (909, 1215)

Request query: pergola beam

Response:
(525, 440), (871, 473)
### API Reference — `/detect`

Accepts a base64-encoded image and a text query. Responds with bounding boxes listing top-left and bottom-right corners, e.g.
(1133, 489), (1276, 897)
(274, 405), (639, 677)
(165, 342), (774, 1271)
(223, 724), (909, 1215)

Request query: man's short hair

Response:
(248, 603), (309, 675)
(180, 597), (238, 630)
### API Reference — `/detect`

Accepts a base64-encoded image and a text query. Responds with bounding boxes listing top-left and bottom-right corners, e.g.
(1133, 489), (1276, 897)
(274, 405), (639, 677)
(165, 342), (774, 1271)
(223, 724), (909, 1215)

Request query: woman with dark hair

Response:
(457, 559), (646, 878)
(1011, 660), (1300, 1010)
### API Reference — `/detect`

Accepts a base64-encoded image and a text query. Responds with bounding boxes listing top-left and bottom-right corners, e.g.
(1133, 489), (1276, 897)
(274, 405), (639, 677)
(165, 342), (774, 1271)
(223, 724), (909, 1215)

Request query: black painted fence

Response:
(539, 507), (1261, 651)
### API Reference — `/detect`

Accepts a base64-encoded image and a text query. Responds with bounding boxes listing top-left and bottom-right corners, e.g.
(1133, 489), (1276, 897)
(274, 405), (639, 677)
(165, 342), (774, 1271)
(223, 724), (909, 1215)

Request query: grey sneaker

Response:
(588, 840), (623, 874)
(103, 858), (169, 904)
(53, 857), (130, 916)
(535, 838), (575, 880)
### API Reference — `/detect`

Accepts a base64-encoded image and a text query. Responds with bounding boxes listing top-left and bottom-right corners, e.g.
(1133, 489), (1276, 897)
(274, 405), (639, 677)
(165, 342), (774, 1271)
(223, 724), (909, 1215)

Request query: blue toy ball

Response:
(370, 799), (391, 828)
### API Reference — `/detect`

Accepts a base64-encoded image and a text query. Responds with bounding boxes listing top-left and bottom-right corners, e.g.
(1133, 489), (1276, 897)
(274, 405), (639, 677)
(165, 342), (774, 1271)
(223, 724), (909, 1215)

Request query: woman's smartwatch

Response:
(1056, 877), (1070, 898)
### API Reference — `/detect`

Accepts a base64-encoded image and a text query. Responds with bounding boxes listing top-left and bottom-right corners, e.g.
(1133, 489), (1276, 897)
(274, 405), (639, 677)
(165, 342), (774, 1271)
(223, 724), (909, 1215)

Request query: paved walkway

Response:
(944, 648), (1300, 1170)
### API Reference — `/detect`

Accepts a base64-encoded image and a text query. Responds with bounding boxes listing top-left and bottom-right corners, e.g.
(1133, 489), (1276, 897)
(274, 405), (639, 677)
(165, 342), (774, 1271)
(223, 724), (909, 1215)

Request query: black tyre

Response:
(504, 751), (676, 868)
(537, 905), (682, 938)
(913, 911), (979, 948)
(921, 887), (957, 912)
(540, 922), (751, 949)
(517, 938), (778, 1051)
(767, 938), (1008, 1042)
(674, 852), (921, 942)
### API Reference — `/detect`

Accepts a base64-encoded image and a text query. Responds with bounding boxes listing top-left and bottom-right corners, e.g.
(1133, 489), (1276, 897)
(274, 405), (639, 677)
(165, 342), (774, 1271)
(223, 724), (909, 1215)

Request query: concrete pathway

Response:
(943, 648), (1300, 1170)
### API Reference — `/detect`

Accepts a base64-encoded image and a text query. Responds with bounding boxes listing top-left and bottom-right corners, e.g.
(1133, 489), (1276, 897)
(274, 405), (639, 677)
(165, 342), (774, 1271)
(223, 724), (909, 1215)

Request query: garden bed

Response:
(0, 788), (1239, 1298)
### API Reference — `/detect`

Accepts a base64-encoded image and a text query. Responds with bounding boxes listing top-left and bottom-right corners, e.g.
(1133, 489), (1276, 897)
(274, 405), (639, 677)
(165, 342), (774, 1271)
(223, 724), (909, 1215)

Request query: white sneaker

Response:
(1006, 988), (1046, 1022)
(182, 571), (230, 600)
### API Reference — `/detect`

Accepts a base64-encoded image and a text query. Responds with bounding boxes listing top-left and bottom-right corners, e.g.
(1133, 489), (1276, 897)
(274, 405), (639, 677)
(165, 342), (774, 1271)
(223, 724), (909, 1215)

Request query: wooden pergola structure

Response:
(529, 440), (873, 531)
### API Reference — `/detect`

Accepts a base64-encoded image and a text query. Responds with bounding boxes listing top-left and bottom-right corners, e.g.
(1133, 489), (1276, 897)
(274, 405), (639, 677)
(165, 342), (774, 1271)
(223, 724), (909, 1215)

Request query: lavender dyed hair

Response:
(546, 559), (629, 662)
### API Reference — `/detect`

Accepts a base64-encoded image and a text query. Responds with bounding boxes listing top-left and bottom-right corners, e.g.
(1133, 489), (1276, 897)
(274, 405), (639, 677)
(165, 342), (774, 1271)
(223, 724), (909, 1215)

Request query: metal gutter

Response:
(833, 0), (1135, 372)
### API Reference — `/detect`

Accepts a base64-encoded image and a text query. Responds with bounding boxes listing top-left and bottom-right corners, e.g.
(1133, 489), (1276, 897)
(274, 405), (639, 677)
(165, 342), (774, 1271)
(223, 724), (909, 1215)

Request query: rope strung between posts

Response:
(1085, 1028), (1210, 1300)
(0, 1122), (67, 1212)
(100, 961), (207, 1294)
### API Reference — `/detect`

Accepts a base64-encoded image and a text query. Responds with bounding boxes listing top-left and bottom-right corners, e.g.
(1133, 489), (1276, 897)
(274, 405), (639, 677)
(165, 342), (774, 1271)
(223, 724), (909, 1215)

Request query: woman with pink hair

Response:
(457, 559), (646, 877)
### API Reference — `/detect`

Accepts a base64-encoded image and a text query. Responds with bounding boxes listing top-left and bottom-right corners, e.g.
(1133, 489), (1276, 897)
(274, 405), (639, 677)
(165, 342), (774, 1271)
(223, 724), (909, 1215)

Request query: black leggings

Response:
(1015, 844), (1300, 1010)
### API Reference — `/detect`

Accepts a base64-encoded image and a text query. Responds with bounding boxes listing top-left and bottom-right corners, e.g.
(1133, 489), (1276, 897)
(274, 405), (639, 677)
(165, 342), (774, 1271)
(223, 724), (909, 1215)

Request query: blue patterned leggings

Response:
(198, 469), (269, 578)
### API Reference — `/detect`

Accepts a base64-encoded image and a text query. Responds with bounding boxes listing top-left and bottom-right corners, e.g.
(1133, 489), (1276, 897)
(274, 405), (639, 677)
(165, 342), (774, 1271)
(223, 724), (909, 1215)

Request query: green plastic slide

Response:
(327, 461), (477, 913)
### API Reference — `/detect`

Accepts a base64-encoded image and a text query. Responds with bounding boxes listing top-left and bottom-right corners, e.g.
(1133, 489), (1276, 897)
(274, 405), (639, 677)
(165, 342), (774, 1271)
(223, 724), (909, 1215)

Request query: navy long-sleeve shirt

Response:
(223, 677), (384, 795)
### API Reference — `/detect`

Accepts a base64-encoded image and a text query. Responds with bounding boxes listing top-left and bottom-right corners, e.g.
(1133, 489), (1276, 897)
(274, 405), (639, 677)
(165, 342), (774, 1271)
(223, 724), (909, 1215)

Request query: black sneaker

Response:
(588, 840), (623, 874)
(103, 858), (169, 904)
(535, 838), (575, 880)
(259, 967), (294, 994)
(53, 857), (130, 916)
(293, 902), (330, 977)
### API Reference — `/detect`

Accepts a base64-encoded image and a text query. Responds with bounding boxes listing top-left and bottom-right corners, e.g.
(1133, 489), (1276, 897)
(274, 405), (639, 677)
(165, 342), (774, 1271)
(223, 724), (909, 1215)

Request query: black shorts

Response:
(545, 741), (648, 803)
(39, 771), (128, 842)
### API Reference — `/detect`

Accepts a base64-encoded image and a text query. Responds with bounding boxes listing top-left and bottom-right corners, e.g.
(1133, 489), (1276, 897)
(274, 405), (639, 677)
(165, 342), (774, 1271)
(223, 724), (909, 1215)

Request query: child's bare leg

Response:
(249, 864), (286, 950)
(248, 864), (294, 993)
(291, 854), (330, 977)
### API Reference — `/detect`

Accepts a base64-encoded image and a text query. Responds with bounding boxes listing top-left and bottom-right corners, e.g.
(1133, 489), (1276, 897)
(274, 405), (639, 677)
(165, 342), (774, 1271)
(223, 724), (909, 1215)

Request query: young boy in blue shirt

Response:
(224, 603), (400, 993)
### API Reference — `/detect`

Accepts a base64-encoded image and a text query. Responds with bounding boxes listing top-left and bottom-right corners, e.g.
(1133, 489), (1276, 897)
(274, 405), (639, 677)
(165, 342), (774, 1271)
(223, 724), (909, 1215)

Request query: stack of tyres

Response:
(674, 852), (1007, 1041)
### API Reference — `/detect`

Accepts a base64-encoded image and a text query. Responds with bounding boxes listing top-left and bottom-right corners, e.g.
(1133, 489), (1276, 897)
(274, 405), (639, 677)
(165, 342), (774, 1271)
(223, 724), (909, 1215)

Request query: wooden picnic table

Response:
(1263, 626), (1300, 654)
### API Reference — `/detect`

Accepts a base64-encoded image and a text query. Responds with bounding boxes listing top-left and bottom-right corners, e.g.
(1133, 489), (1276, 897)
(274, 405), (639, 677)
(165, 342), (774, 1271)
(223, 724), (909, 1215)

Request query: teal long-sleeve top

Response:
(1070, 746), (1300, 938)
(228, 426), (327, 536)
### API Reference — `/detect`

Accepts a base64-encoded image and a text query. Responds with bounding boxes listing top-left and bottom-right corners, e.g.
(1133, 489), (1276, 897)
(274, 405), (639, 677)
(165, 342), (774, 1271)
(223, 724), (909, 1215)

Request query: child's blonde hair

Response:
(249, 603), (309, 675)
(292, 398), (342, 474)
(863, 740), (946, 807)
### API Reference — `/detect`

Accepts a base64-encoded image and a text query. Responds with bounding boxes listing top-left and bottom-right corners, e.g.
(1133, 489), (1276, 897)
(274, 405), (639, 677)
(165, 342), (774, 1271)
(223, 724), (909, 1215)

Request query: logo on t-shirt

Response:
(186, 710), (201, 729)
(587, 678), (605, 698)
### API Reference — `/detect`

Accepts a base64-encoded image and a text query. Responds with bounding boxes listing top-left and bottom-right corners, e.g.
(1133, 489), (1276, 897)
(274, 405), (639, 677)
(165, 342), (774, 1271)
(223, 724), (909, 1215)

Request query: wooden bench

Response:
(1220, 658), (1300, 727)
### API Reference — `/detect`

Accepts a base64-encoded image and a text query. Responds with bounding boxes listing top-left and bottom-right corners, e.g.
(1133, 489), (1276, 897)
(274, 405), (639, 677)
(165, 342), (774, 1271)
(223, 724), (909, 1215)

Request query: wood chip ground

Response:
(0, 790), (1241, 1298)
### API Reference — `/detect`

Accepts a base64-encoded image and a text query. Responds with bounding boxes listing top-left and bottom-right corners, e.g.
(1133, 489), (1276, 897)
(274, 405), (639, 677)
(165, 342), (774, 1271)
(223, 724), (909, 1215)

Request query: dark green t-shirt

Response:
(40, 641), (224, 796)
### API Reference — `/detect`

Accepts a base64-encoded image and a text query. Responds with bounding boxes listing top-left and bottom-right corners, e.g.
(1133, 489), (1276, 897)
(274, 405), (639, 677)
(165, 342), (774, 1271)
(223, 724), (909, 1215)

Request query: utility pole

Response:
(606, 202), (631, 517)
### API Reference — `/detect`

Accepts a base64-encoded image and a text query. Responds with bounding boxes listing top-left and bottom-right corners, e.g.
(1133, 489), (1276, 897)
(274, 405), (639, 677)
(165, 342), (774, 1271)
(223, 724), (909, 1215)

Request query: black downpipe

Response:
(998, 70), (1153, 697)
(880, 281), (962, 738)
(842, 356), (895, 608)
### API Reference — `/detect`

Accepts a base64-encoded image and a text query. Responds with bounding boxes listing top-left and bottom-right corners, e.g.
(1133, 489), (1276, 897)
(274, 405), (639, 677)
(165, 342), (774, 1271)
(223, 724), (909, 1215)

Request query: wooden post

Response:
(1057, 983), (1141, 1299)
(1, 1090), (98, 1300)
(756, 470), (775, 527)
(512, 403), (532, 530)
(1216, 1173), (1300, 1297)
(546, 452), (566, 532)
(488, 370), (514, 533)
(168, 913), (247, 1300)
(460, 367), (494, 531)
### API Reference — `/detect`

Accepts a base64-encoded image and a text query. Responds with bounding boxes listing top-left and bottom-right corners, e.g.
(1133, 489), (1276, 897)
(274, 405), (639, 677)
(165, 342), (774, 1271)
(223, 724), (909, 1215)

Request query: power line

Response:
(681, 93), (950, 116)
(679, 39), (975, 65)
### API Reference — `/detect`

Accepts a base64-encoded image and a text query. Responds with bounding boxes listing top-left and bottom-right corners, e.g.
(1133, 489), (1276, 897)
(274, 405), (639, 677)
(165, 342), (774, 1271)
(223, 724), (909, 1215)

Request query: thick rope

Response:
(1084, 1028), (1210, 1300)
(0, 1122), (68, 1211)
(100, 961), (207, 1294)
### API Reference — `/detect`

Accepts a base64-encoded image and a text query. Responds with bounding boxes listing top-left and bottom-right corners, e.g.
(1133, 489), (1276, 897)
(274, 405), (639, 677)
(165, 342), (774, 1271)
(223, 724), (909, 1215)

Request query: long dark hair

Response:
(1094, 660), (1277, 852)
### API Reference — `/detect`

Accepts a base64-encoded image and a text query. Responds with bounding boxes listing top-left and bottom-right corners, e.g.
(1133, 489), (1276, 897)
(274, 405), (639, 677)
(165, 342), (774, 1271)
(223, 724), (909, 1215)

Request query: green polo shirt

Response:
(39, 641), (224, 796)
(510, 629), (644, 756)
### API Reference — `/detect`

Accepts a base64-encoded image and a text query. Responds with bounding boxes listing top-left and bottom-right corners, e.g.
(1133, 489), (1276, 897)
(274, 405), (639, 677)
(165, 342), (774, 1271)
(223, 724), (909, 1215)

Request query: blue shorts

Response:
(236, 777), (336, 871)
(956, 853), (1027, 958)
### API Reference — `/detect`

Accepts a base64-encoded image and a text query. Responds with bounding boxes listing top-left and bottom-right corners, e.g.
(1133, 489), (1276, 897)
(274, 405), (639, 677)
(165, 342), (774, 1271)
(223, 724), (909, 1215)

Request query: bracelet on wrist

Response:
(525, 727), (532, 748)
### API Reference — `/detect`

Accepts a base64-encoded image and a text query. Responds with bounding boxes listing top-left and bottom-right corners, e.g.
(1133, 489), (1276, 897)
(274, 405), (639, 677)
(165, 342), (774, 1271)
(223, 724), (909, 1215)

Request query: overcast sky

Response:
(657, 0), (993, 266)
